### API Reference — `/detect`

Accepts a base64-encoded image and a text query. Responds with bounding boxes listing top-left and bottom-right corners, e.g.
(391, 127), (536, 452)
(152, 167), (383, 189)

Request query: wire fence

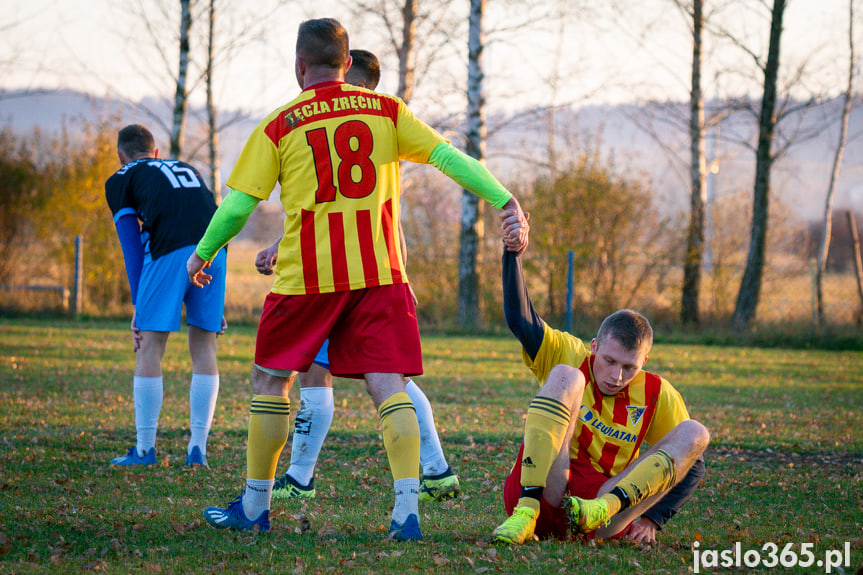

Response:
(2, 242), (861, 336)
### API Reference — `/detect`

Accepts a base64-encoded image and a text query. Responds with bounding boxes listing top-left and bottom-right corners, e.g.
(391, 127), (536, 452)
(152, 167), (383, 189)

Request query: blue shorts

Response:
(313, 340), (330, 369)
(136, 245), (227, 333)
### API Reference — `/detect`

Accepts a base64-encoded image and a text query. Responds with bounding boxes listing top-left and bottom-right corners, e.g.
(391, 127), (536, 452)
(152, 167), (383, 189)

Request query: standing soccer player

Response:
(187, 18), (528, 540)
(255, 49), (460, 504)
(105, 124), (226, 468)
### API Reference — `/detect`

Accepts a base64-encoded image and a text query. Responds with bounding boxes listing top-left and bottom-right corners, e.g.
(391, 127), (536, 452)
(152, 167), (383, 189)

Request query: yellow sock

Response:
(599, 493), (622, 516)
(612, 449), (676, 509)
(516, 497), (541, 513)
(246, 395), (290, 480)
(378, 392), (420, 481)
(520, 396), (571, 490)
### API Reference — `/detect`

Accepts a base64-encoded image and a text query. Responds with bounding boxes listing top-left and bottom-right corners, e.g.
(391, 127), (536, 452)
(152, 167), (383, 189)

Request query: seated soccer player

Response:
(492, 248), (709, 545)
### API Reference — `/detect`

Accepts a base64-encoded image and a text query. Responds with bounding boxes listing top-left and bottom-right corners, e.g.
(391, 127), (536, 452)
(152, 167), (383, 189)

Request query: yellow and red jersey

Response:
(523, 322), (690, 477)
(227, 81), (447, 295)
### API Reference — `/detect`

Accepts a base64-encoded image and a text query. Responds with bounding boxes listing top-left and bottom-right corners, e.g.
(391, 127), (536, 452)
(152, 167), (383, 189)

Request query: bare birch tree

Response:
(457, 0), (486, 329)
(205, 0), (220, 200)
(680, 0), (708, 325)
(169, 0), (192, 160)
(815, 0), (856, 325)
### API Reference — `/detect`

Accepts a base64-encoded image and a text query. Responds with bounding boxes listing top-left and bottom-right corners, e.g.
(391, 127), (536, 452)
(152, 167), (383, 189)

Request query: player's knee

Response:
(251, 365), (293, 396)
(544, 364), (585, 403)
(678, 419), (710, 453)
(298, 367), (332, 388)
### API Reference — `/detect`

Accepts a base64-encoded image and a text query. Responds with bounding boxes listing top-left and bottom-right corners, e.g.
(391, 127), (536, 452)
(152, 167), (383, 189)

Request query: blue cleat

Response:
(110, 447), (157, 466)
(185, 445), (208, 467)
(387, 513), (423, 541)
(203, 494), (270, 532)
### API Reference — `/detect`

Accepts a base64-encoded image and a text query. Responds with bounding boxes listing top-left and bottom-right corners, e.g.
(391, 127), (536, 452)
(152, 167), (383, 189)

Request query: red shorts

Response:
(502, 442), (632, 540)
(254, 283), (422, 379)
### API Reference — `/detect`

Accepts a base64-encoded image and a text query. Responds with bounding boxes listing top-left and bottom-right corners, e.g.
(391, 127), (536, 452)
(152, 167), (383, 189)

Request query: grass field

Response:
(0, 317), (861, 574)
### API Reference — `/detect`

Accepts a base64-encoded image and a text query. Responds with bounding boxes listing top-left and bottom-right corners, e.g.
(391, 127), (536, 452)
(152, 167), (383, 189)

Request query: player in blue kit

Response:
(105, 124), (226, 467)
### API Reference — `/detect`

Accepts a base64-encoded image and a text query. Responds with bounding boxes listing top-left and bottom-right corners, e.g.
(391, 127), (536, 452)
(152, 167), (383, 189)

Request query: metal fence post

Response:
(73, 234), (83, 316)
(565, 250), (574, 333)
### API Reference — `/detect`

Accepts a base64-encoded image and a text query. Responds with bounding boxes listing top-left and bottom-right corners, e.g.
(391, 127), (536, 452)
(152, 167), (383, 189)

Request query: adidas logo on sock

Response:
(522, 456), (536, 468)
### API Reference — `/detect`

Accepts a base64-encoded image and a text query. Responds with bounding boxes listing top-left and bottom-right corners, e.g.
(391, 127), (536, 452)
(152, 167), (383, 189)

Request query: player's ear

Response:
(153, 148), (159, 159)
(589, 338), (598, 354)
(344, 55), (352, 77)
(295, 57), (307, 88)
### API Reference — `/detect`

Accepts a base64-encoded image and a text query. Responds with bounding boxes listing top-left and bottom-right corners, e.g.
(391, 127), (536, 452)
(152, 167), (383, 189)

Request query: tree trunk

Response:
(206, 0), (221, 203)
(815, 0), (855, 325)
(457, 0), (486, 330)
(681, 0), (706, 325)
(169, 0), (192, 160)
(848, 211), (863, 325)
(732, 0), (786, 331)
(397, 0), (417, 104)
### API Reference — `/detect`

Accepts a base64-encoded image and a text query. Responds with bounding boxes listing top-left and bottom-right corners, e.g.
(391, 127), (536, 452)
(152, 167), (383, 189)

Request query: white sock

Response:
(133, 376), (163, 456)
(242, 479), (273, 520)
(286, 387), (334, 485)
(406, 379), (448, 477)
(189, 373), (219, 455)
(392, 478), (420, 524)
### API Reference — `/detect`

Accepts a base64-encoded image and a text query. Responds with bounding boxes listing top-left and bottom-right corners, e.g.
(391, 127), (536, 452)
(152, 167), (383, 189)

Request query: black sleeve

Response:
(502, 248), (545, 361)
(642, 455), (706, 529)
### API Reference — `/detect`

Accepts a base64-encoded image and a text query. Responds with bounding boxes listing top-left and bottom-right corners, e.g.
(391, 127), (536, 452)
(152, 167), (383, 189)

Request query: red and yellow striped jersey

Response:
(523, 322), (690, 477)
(227, 81), (447, 295)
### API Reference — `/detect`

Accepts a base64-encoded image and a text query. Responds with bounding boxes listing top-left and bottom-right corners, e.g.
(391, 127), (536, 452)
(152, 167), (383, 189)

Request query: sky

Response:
(1, 0), (859, 219)
(0, 0), (853, 118)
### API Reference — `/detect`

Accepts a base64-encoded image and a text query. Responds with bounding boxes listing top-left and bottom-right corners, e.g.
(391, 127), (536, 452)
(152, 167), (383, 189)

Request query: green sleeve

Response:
(428, 142), (513, 209)
(195, 188), (261, 260)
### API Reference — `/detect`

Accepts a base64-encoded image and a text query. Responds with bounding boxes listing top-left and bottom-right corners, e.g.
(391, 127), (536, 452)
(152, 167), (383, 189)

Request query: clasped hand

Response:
(499, 198), (530, 255)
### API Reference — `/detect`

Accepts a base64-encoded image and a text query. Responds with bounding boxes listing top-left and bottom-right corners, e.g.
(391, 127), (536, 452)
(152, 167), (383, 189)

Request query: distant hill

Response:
(483, 99), (863, 223)
(2, 89), (861, 221)
(0, 90), (140, 131)
(0, 89), (256, 199)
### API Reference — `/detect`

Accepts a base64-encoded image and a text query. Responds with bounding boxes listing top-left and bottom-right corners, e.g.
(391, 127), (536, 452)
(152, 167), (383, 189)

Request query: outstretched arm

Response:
(501, 249), (544, 361)
(188, 188), (260, 287)
(428, 142), (528, 253)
